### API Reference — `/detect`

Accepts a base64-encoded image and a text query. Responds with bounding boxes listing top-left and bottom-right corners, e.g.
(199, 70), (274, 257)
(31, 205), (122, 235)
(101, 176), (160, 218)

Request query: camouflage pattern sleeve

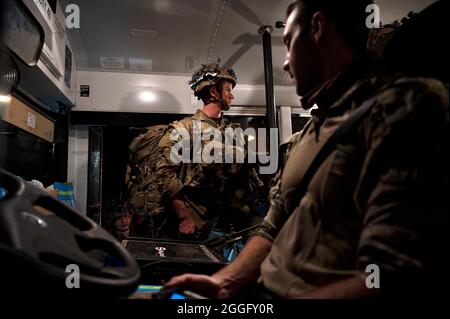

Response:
(355, 78), (449, 290)
(254, 169), (285, 242)
(156, 122), (189, 198)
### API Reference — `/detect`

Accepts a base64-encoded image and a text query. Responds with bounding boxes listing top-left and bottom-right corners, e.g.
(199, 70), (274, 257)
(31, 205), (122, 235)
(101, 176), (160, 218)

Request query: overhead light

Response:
(131, 29), (159, 39)
(140, 91), (157, 103)
(0, 95), (12, 103)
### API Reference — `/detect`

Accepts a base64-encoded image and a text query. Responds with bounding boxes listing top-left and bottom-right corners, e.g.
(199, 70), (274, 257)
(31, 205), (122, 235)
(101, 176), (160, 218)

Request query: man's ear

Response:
(210, 86), (219, 99)
(310, 11), (326, 44)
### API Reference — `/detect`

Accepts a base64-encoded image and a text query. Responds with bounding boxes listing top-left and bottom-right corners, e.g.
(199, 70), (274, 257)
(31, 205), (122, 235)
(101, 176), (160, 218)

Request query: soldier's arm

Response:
(171, 193), (195, 235)
(156, 129), (185, 197)
(211, 235), (272, 297)
(164, 235), (272, 298)
(156, 127), (196, 234)
(254, 132), (302, 241)
(254, 173), (287, 241)
(353, 78), (449, 295)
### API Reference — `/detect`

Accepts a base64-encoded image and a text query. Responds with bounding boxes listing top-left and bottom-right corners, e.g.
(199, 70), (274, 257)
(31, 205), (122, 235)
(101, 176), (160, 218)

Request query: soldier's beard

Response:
(221, 100), (230, 111)
(208, 98), (230, 111)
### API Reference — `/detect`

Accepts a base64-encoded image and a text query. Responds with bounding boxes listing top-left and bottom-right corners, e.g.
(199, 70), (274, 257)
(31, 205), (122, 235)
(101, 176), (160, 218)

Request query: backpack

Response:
(124, 124), (168, 216)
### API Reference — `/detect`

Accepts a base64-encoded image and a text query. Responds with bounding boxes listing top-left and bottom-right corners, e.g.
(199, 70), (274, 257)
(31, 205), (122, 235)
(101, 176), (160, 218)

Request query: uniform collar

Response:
(192, 109), (225, 127)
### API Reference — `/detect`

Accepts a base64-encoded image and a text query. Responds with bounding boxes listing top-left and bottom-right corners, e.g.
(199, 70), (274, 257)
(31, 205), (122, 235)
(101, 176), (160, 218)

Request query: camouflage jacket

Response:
(257, 56), (449, 297)
(156, 109), (263, 232)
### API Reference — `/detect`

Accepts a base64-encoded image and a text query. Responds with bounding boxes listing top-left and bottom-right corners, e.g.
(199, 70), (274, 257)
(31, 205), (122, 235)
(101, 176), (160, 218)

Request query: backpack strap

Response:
(169, 119), (195, 186)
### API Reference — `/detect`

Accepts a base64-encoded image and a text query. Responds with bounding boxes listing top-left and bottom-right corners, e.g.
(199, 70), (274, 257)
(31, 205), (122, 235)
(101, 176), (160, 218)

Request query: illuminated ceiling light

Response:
(140, 91), (157, 102)
(0, 95), (12, 103)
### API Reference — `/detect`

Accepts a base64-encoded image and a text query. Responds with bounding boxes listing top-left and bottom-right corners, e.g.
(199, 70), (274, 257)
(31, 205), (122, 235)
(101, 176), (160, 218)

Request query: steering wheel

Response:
(0, 169), (140, 297)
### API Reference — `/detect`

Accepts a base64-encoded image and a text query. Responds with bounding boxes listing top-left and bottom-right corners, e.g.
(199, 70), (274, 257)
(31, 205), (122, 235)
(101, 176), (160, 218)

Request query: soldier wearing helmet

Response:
(156, 61), (264, 240)
(189, 61), (237, 112)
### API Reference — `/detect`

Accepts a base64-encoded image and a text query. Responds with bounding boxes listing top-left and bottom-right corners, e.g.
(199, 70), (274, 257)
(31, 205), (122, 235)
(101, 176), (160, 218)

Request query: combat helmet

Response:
(189, 60), (237, 99)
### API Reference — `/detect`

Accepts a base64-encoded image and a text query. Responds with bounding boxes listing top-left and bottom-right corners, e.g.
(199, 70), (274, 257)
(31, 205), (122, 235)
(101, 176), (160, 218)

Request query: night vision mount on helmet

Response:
(189, 60), (237, 99)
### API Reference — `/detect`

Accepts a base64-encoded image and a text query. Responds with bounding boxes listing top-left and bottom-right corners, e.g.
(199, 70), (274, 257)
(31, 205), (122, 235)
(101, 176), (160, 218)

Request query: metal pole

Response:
(258, 25), (277, 133)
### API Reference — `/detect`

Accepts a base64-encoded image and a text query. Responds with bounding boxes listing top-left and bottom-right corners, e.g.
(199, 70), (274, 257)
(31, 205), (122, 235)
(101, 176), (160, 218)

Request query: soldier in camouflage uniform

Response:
(164, 0), (448, 298)
(156, 62), (264, 240)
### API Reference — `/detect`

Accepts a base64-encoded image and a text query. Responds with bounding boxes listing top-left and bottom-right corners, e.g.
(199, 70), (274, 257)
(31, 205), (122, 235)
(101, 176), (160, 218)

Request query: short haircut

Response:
(290, 0), (373, 52)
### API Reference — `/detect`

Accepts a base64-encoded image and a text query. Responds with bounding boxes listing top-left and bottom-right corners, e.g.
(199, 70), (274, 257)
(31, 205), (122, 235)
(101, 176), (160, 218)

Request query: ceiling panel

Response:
(61, 0), (438, 86)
